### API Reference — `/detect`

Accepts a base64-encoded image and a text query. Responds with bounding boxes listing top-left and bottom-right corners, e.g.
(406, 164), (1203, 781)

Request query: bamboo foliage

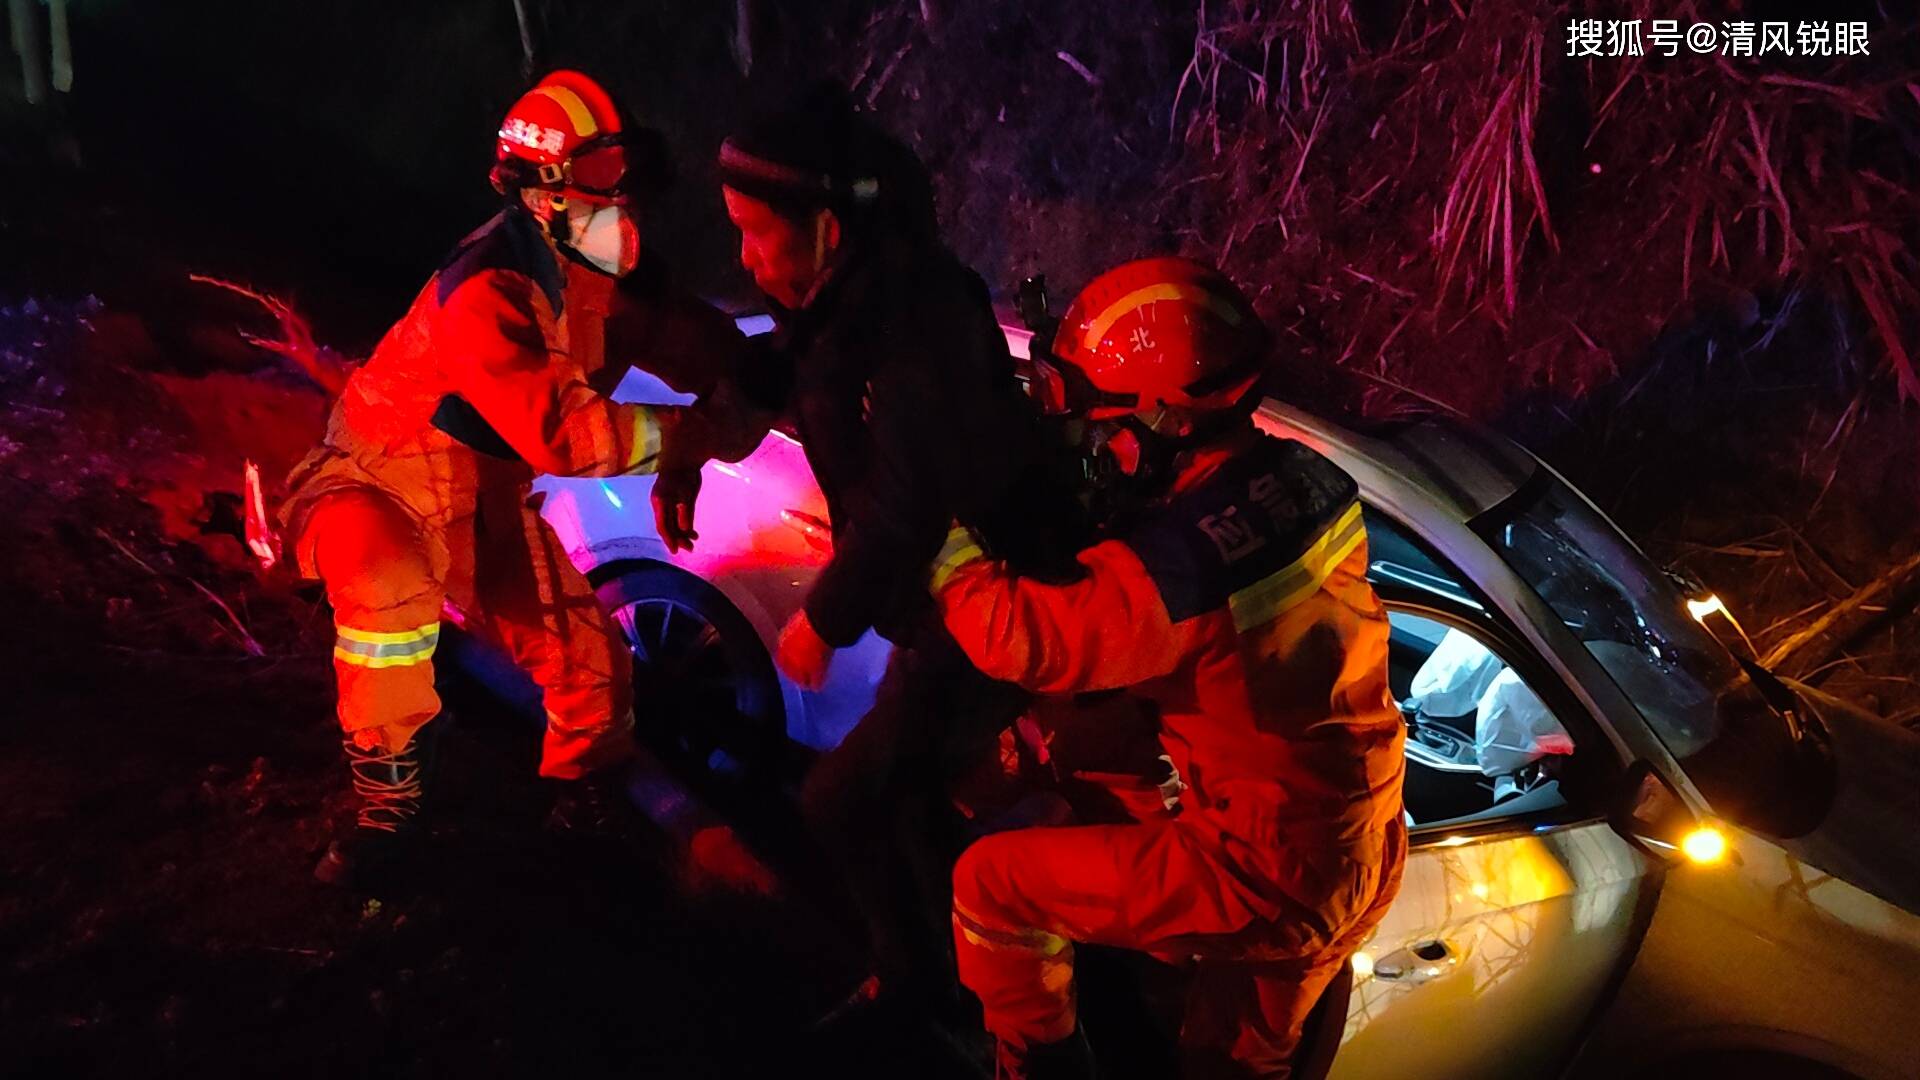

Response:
(1432, 33), (1557, 317)
(1168, 0), (1919, 407)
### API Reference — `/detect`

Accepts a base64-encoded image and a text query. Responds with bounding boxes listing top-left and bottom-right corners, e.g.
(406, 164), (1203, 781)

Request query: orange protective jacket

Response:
(282, 206), (751, 554)
(933, 431), (1407, 924)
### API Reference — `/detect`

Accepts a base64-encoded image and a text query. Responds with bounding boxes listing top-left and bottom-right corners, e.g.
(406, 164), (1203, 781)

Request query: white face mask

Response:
(564, 201), (640, 277)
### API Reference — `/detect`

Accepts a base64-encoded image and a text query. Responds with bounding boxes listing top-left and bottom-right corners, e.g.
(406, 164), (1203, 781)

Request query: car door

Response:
(1331, 798), (1653, 1079)
(1328, 513), (1663, 1080)
(535, 353), (895, 751)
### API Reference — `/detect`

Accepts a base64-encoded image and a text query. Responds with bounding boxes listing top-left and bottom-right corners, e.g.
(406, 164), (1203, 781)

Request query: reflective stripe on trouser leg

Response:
(333, 621), (441, 747)
(1182, 820), (1408, 1077)
(335, 622), (440, 668)
(951, 858), (1080, 1050)
(331, 627), (441, 752)
(302, 490), (445, 753)
(951, 817), (1364, 1066)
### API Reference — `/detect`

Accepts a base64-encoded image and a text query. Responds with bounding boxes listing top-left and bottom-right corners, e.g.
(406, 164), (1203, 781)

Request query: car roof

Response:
(1254, 402), (1541, 526)
(995, 317), (1538, 523)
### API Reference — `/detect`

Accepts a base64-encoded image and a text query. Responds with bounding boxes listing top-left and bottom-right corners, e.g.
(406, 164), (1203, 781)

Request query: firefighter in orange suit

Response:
(929, 258), (1407, 1078)
(284, 71), (752, 886)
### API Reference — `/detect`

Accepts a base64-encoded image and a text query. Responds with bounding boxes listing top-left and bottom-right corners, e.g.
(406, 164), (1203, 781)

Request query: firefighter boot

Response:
(997, 1027), (1097, 1080)
(544, 763), (637, 838)
(313, 723), (435, 888)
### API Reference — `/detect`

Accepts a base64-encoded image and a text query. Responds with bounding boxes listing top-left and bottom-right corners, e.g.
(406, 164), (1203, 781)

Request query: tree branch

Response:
(1762, 548), (1920, 680)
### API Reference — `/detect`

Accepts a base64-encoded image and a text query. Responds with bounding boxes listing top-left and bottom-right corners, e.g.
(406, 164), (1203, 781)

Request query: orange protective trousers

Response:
(931, 434), (1408, 1077)
(295, 484), (633, 779)
(952, 815), (1404, 1079)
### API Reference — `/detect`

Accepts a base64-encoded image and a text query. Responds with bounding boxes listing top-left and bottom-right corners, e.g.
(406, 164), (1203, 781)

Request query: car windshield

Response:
(1486, 481), (1741, 759)
(1480, 478), (1841, 839)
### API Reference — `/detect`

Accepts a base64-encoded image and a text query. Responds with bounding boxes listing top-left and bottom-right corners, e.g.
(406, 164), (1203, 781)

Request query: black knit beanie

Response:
(719, 83), (936, 243)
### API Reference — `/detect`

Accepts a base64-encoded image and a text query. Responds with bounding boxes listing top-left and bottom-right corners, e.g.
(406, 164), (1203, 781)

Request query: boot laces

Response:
(344, 740), (423, 833)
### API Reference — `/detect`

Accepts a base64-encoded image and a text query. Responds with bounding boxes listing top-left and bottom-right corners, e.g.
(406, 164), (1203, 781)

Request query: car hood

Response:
(1780, 686), (1920, 915)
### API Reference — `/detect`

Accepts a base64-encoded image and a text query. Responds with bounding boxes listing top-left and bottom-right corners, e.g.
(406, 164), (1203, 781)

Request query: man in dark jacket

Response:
(673, 88), (1082, 1012)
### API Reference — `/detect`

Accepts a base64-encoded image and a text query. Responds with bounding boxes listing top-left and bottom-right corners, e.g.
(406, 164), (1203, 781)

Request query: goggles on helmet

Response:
(1020, 349), (1263, 420)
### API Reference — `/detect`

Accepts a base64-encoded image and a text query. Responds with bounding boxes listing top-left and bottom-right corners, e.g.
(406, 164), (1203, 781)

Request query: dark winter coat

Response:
(761, 236), (1084, 649)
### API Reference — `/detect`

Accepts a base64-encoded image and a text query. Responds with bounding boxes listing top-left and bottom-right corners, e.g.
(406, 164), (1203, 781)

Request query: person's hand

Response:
(776, 610), (835, 690)
(651, 468), (702, 553)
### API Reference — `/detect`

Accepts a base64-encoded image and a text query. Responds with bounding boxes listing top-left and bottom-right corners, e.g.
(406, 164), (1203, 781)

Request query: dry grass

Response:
(1645, 57), (1920, 403)
(1155, 1), (1920, 711)
(1167, 1), (1919, 407)
(1431, 32), (1556, 317)
(840, 0), (1918, 704)
(1173, 0), (1358, 153)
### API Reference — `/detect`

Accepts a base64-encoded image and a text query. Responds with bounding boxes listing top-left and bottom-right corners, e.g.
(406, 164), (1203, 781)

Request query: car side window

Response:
(1363, 508), (1579, 830)
(1388, 610), (1575, 828)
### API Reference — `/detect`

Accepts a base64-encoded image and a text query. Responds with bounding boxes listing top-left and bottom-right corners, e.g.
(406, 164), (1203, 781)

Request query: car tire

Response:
(592, 561), (786, 782)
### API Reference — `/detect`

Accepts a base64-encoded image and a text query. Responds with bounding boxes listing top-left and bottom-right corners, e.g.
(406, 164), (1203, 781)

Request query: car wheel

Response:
(593, 561), (785, 781)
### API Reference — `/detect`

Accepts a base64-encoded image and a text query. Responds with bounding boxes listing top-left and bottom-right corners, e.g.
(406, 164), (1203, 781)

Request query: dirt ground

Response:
(2, 642), (980, 1078)
(0, 162), (995, 1078)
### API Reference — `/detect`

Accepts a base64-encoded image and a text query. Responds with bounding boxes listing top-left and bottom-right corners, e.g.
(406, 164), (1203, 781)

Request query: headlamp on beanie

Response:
(716, 139), (880, 217)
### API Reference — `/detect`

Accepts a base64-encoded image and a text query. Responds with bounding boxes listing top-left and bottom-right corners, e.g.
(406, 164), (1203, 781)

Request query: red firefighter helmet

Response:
(1042, 257), (1268, 420)
(491, 70), (634, 200)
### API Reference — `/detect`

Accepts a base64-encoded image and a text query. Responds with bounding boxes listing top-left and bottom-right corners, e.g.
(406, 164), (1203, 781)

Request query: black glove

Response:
(652, 468), (702, 554)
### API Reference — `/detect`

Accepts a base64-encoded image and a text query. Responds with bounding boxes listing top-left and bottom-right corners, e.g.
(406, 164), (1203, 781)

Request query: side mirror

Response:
(1711, 657), (1836, 839)
(1613, 761), (1734, 866)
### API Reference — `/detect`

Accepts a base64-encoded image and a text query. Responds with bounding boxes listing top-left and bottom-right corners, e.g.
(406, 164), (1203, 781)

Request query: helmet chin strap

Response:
(1110, 417), (1174, 482)
(528, 192), (638, 277)
(525, 189), (569, 241)
(1087, 402), (1255, 511)
(1101, 405), (1188, 484)
(1070, 418), (1165, 526)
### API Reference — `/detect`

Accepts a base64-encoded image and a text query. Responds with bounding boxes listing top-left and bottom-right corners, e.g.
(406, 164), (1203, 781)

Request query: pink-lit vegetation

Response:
(870, 0), (1920, 717)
